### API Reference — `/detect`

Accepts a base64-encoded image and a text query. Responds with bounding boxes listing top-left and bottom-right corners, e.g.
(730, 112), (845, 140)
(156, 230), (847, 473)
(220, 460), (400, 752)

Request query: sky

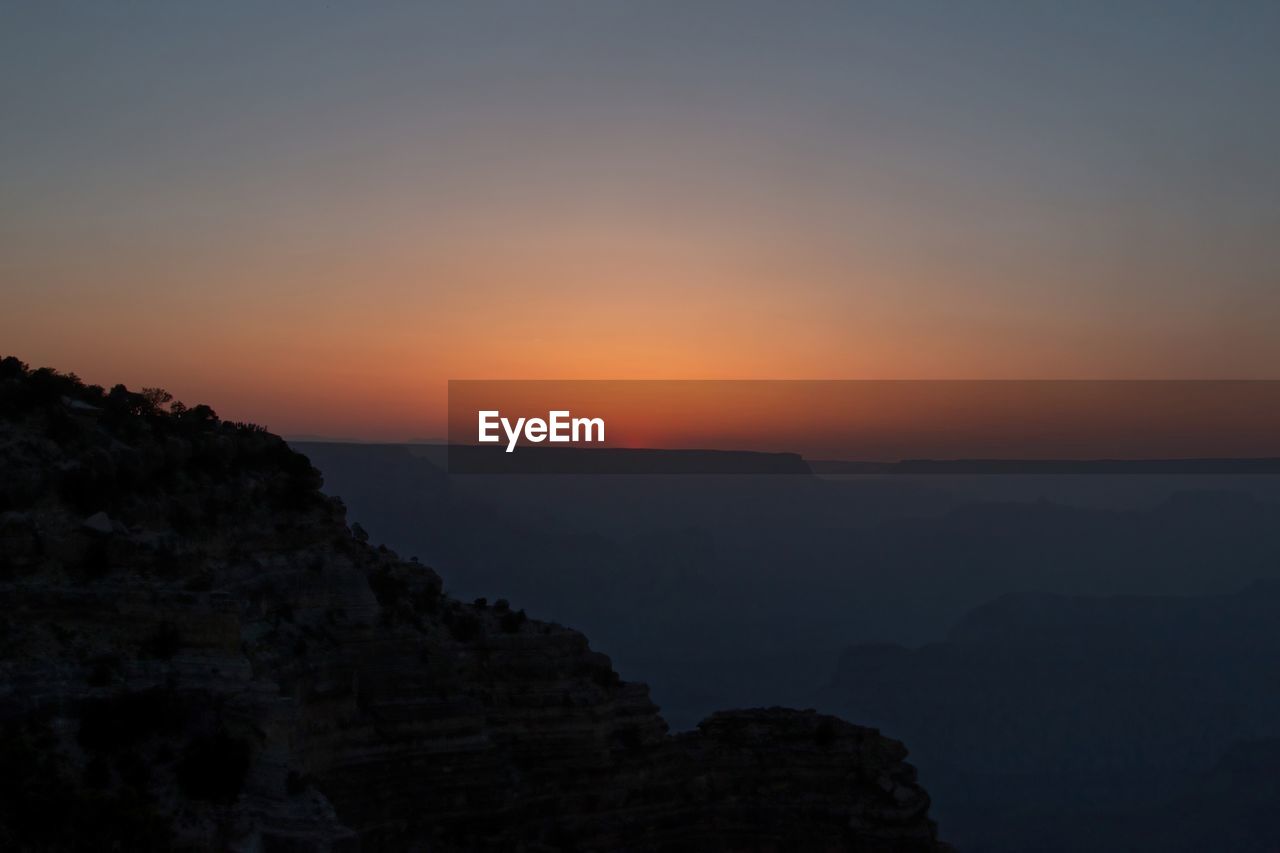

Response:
(3, 1), (1279, 440)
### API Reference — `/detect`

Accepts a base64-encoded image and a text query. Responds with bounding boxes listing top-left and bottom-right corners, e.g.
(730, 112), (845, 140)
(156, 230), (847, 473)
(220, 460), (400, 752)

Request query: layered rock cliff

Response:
(0, 358), (945, 851)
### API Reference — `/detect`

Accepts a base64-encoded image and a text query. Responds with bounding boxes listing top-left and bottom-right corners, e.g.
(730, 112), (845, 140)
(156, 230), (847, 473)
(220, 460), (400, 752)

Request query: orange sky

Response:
(4, 4), (1279, 441)
(6, 202), (1275, 442)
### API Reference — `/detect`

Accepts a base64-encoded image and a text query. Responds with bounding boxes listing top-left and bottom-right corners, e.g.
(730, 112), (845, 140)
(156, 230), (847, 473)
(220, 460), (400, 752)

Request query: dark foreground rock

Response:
(0, 358), (945, 851)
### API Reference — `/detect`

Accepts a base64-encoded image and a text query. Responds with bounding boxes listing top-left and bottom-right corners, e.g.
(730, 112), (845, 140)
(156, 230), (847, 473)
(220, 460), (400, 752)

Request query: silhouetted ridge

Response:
(0, 357), (946, 851)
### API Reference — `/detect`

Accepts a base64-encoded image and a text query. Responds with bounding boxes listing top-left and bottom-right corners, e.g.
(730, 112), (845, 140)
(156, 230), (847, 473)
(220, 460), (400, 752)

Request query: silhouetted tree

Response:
(140, 388), (172, 412)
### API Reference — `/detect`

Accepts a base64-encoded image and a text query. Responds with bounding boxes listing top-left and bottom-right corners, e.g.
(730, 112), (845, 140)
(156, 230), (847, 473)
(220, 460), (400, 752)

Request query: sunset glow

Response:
(4, 3), (1279, 441)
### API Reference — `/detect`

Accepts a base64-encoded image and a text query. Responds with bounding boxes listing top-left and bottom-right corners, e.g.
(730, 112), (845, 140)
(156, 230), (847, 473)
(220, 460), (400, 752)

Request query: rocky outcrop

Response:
(0, 358), (945, 851)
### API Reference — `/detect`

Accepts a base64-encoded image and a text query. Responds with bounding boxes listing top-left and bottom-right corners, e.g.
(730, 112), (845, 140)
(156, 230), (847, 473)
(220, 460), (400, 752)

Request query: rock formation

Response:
(0, 358), (945, 851)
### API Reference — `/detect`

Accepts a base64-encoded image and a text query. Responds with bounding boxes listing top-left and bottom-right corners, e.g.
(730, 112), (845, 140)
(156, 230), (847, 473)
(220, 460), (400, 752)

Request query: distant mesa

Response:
(446, 443), (813, 475)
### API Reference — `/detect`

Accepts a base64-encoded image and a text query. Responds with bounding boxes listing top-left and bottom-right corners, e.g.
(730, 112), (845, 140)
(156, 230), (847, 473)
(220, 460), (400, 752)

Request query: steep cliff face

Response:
(0, 359), (945, 852)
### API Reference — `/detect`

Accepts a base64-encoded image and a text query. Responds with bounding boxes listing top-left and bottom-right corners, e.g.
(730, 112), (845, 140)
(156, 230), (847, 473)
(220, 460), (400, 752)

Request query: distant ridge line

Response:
(809, 458), (1280, 475)
(287, 440), (1280, 475)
